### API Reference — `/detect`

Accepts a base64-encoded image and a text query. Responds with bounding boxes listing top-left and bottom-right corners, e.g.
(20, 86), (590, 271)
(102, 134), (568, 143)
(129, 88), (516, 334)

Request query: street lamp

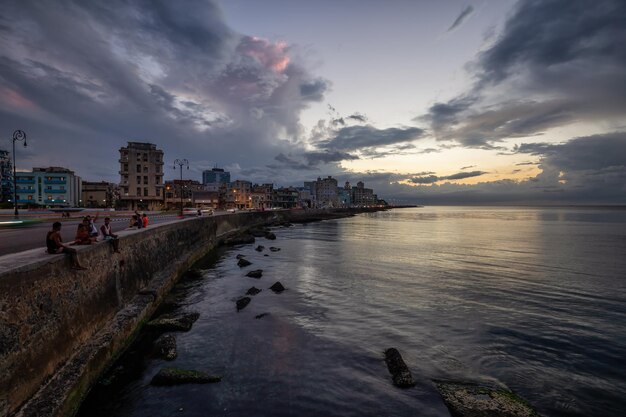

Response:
(173, 158), (189, 216)
(12, 130), (27, 217)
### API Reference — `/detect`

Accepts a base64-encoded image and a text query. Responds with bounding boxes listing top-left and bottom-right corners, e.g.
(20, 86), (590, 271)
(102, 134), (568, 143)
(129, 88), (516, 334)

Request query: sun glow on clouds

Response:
(237, 36), (290, 73)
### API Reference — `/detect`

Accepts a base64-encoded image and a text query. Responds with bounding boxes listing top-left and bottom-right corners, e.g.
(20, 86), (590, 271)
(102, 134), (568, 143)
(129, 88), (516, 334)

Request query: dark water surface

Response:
(78, 207), (626, 417)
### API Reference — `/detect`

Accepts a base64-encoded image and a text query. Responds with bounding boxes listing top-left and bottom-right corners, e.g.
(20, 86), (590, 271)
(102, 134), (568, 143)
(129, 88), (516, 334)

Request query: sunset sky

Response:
(1, 0), (625, 204)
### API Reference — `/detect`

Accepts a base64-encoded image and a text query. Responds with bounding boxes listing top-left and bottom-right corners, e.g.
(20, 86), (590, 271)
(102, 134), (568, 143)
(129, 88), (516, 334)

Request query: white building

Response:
(15, 167), (82, 207)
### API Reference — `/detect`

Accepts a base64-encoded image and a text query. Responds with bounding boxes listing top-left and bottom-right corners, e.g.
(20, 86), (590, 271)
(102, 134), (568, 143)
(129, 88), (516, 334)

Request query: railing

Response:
(44, 180), (66, 185)
(15, 179), (35, 184)
(44, 189), (66, 193)
(16, 189), (36, 193)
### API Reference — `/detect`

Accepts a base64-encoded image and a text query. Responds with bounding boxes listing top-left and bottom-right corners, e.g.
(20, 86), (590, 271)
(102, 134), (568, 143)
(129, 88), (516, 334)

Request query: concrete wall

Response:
(0, 208), (373, 417)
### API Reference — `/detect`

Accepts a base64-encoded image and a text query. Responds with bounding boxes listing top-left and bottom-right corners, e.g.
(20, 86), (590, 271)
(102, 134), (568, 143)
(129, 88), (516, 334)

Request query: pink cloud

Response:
(237, 36), (290, 73)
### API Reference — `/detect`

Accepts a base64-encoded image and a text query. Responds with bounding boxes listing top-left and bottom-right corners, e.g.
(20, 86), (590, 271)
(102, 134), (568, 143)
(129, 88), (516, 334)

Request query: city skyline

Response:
(1, 0), (625, 204)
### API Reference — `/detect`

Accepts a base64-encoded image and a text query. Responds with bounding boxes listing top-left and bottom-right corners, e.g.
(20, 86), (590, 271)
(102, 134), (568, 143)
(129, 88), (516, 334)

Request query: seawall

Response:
(0, 208), (377, 417)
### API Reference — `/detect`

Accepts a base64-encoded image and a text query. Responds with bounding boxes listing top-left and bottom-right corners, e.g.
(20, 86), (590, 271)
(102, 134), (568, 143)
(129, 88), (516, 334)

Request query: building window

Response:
(136, 187), (141, 196)
(143, 166), (148, 173)
(143, 176), (148, 185)
(124, 163), (128, 171)
(28, 195), (33, 200)
(136, 164), (141, 172)
(136, 176), (141, 184)
(123, 187), (128, 194)
(144, 188), (148, 196)
(156, 188), (160, 197)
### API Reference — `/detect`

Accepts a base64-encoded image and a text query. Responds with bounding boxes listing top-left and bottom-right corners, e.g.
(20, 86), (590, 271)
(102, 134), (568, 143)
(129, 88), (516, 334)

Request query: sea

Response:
(77, 206), (626, 417)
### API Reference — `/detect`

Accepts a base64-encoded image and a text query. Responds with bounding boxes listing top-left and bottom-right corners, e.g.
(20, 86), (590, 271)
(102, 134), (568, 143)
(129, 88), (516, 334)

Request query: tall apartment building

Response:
(0, 149), (12, 203)
(15, 167), (82, 207)
(227, 180), (252, 209)
(202, 167), (230, 186)
(251, 183), (273, 210)
(352, 181), (376, 206)
(314, 176), (339, 208)
(118, 142), (164, 210)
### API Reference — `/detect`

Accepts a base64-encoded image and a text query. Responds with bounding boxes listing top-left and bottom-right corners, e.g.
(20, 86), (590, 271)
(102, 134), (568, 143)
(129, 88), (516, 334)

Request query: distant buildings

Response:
(0, 149), (12, 203)
(118, 142), (164, 210)
(164, 179), (204, 209)
(82, 181), (119, 208)
(313, 176), (339, 208)
(202, 167), (230, 186)
(15, 167), (82, 207)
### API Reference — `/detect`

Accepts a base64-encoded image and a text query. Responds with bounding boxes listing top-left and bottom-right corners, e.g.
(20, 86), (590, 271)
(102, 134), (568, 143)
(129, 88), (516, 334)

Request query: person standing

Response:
(46, 222), (86, 270)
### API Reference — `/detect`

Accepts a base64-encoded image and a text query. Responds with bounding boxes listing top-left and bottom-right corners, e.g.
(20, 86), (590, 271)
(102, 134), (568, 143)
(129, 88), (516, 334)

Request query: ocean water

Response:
(78, 206), (626, 417)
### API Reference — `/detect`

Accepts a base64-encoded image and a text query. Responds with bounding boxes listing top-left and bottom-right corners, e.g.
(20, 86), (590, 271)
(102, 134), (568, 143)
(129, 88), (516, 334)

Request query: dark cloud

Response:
(460, 165), (476, 170)
(346, 113), (367, 123)
(420, 0), (626, 148)
(0, 0), (329, 185)
(304, 151), (358, 165)
(316, 125), (425, 152)
(447, 5), (474, 32)
(409, 170), (487, 184)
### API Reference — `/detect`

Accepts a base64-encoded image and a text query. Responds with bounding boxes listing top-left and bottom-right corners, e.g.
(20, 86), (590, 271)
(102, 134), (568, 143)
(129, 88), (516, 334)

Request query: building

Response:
(352, 181), (376, 206)
(164, 179), (204, 209)
(118, 142), (164, 211)
(227, 180), (252, 209)
(274, 187), (299, 208)
(313, 176), (339, 208)
(15, 167), (82, 207)
(0, 149), (12, 203)
(192, 190), (221, 209)
(202, 167), (230, 186)
(82, 181), (120, 208)
(296, 186), (313, 208)
(251, 183), (273, 210)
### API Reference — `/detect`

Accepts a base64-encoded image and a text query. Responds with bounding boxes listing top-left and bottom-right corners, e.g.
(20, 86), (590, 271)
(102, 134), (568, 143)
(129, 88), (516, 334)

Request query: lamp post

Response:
(12, 130), (27, 217)
(173, 159), (188, 216)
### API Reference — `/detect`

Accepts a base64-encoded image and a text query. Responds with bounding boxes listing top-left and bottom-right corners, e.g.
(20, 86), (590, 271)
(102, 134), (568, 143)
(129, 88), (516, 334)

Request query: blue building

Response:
(202, 167), (230, 186)
(15, 167), (82, 207)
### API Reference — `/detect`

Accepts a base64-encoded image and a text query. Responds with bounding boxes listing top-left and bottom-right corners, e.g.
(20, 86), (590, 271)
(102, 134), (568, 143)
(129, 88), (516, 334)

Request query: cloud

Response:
(304, 151), (359, 165)
(409, 170), (487, 184)
(447, 5), (474, 32)
(420, 0), (626, 148)
(316, 125), (426, 152)
(0, 0), (329, 184)
(460, 165), (476, 170)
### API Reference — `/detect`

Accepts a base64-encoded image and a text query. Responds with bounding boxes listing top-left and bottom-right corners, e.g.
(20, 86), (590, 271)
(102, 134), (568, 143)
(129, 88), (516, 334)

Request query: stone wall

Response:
(0, 208), (373, 417)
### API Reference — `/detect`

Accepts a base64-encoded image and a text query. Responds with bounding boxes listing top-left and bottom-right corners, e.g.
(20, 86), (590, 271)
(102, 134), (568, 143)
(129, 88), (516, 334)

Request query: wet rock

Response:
(255, 313), (269, 319)
(269, 282), (286, 293)
(236, 297), (251, 311)
(225, 233), (255, 246)
(265, 232), (277, 240)
(249, 228), (270, 237)
(237, 258), (252, 267)
(146, 312), (200, 332)
(384, 348), (415, 388)
(184, 269), (203, 279)
(246, 269), (263, 278)
(154, 334), (177, 360)
(264, 254), (269, 257)
(269, 247), (281, 252)
(236, 254), (246, 260)
(151, 368), (221, 386)
(255, 245), (265, 252)
(246, 286), (262, 295)
(435, 381), (539, 417)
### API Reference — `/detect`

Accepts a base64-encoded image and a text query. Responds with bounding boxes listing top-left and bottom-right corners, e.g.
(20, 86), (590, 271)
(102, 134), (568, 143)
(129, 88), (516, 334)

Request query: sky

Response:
(1, 0), (625, 204)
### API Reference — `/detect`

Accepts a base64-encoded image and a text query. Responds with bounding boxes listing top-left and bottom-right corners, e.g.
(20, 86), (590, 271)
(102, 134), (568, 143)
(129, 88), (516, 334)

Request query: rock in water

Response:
(265, 232), (277, 240)
(225, 234), (255, 245)
(255, 245), (265, 252)
(246, 269), (263, 278)
(236, 297), (251, 311)
(236, 254), (246, 260)
(435, 381), (539, 417)
(269, 282), (286, 293)
(384, 348), (415, 388)
(154, 334), (177, 360)
(269, 247), (281, 252)
(146, 312), (200, 332)
(237, 258), (252, 267)
(255, 313), (269, 319)
(151, 368), (221, 386)
(246, 286), (262, 295)
(249, 228), (270, 237)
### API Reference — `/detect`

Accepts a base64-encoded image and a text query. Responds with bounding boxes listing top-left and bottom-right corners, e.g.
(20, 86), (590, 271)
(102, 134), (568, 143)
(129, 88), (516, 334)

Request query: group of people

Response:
(45, 211), (149, 269)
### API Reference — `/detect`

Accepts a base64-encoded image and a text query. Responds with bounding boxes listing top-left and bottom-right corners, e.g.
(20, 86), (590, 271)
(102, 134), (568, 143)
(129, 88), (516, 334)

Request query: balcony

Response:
(16, 179), (35, 184)
(44, 179), (66, 185)
(45, 189), (66, 193)
(16, 189), (35, 193)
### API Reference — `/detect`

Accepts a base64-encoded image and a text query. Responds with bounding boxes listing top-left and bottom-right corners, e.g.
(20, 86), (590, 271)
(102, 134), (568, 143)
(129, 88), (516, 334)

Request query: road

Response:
(0, 214), (180, 257)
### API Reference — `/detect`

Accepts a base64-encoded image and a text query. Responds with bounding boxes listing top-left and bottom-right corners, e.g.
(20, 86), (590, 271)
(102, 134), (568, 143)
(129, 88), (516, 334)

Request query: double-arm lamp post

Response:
(12, 130), (27, 217)
(173, 159), (189, 216)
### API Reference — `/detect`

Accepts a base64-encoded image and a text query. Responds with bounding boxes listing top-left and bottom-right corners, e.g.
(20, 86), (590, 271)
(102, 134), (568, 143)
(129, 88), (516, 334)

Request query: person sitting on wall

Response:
(127, 215), (141, 229)
(134, 210), (143, 229)
(100, 217), (120, 253)
(84, 213), (99, 237)
(73, 223), (96, 245)
(46, 222), (86, 270)
(141, 212), (149, 228)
